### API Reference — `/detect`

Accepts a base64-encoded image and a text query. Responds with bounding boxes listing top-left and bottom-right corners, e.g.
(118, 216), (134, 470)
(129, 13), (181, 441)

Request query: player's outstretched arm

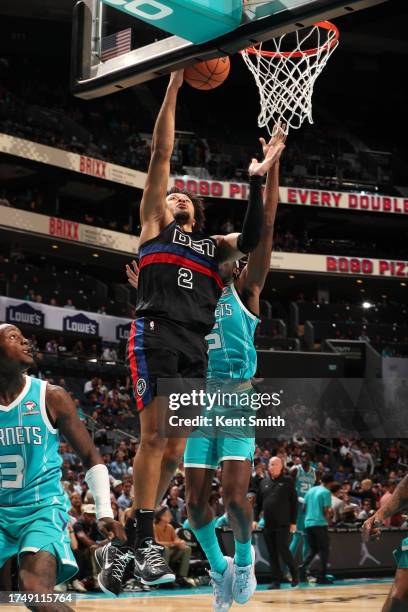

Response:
(213, 139), (284, 263)
(235, 125), (286, 312)
(46, 385), (126, 541)
(139, 71), (184, 241)
(363, 474), (408, 541)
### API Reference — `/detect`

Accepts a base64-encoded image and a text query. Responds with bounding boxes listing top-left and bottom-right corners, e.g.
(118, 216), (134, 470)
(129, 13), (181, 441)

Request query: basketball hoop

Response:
(241, 21), (339, 134)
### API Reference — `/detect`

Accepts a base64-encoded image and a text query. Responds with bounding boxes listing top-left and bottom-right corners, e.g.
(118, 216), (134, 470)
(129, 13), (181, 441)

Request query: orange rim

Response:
(242, 21), (339, 58)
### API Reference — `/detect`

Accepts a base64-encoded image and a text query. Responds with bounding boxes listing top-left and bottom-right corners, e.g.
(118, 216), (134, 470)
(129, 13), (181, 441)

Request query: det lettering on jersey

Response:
(173, 228), (215, 258)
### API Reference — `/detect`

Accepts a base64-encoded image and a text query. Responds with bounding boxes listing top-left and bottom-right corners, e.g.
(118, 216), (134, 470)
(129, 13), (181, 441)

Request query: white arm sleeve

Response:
(85, 464), (114, 520)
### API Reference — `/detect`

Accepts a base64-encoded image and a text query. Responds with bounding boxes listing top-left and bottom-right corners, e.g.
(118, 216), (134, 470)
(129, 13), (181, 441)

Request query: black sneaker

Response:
(95, 543), (135, 596)
(133, 541), (175, 586)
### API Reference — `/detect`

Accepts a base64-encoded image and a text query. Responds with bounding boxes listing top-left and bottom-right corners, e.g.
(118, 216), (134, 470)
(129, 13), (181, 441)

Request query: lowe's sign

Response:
(103, 0), (243, 44)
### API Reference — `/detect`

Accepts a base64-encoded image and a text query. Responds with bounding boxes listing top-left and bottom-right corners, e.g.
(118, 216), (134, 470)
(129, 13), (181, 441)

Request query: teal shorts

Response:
(184, 385), (256, 469)
(0, 496), (78, 584)
(394, 537), (408, 569)
(184, 433), (255, 468)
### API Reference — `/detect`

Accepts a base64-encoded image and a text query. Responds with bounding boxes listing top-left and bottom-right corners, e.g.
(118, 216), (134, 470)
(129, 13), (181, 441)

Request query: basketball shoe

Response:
(133, 540), (175, 586)
(95, 543), (135, 596)
(232, 545), (257, 604)
(209, 556), (234, 611)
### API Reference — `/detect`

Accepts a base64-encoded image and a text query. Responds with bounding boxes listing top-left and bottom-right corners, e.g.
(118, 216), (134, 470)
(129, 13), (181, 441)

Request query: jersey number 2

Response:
(0, 454), (25, 489)
(178, 268), (193, 289)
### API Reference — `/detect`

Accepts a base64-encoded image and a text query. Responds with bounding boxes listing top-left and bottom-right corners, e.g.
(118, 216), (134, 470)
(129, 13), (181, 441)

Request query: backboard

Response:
(72, 0), (388, 99)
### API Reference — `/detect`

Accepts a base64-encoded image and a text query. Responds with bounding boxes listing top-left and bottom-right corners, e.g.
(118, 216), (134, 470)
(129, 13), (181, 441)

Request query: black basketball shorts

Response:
(126, 317), (208, 411)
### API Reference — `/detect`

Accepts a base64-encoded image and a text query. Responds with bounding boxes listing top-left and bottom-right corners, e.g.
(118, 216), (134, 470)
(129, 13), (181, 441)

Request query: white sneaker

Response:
(209, 556), (234, 612)
(232, 545), (257, 605)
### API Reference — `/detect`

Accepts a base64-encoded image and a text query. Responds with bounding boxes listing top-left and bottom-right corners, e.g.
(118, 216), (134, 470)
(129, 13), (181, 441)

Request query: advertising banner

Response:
(0, 297), (132, 344)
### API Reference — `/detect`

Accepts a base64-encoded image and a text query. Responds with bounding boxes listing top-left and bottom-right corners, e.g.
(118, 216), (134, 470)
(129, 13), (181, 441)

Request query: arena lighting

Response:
(401, 282), (407, 287)
(289, 274), (295, 279)
(356, 279), (363, 284)
(362, 301), (374, 309)
(92, 253), (99, 258)
(52, 244), (58, 249)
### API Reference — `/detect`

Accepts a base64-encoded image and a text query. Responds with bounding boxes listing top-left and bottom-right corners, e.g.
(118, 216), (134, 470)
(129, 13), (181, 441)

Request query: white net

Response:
(241, 22), (339, 134)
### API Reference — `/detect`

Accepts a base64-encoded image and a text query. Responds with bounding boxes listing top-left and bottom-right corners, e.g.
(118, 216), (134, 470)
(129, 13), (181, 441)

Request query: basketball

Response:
(184, 57), (230, 90)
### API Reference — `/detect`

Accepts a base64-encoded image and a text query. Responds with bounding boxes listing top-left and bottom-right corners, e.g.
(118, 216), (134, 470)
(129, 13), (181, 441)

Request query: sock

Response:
(126, 509), (154, 549)
(192, 520), (228, 575)
(124, 516), (138, 549)
(234, 539), (252, 567)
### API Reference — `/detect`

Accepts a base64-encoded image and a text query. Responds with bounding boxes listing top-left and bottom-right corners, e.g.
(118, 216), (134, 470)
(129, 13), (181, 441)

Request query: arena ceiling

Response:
(0, 0), (76, 20)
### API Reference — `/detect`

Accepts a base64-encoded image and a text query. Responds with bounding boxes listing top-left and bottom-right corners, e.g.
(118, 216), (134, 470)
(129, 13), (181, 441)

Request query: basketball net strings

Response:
(241, 25), (339, 134)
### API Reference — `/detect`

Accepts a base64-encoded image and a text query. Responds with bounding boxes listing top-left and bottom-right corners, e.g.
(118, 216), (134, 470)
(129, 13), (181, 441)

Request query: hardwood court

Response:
(73, 582), (390, 611)
(0, 582), (391, 611)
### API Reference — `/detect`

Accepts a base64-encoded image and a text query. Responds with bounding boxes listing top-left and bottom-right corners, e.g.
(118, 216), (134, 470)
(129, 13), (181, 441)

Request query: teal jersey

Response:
(206, 283), (260, 380)
(304, 485), (332, 528)
(294, 465), (316, 500)
(0, 375), (63, 506)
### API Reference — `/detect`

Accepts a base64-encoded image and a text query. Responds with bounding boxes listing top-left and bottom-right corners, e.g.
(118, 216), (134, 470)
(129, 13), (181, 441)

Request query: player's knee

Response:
(223, 489), (247, 514)
(139, 431), (168, 453)
(163, 440), (185, 466)
(186, 492), (207, 522)
(19, 572), (53, 594)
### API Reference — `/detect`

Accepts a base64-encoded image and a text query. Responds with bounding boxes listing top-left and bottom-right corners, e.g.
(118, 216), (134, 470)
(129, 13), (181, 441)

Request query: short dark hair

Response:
(330, 482), (342, 494)
(321, 472), (334, 485)
(167, 187), (205, 232)
(154, 506), (168, 523)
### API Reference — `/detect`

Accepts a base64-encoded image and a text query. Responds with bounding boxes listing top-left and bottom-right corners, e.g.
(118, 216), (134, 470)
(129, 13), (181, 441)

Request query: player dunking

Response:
(105, 68), (283, 590)
(125, 125), (284, 604)
(182, 126), (286, 610)
(0, 325), (126, 609)
(363, 473), (408, 611)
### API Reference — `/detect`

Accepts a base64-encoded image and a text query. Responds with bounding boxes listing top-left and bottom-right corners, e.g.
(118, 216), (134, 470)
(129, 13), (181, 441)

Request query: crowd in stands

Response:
(56, 423), (408, 592)
(2, 187), (407, 264)
(0, 56), (397, 190)
(0, 249), (135, 318)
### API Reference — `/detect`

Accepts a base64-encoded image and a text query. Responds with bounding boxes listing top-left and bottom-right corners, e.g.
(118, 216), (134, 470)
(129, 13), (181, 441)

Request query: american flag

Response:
(101, 28), (132, 62)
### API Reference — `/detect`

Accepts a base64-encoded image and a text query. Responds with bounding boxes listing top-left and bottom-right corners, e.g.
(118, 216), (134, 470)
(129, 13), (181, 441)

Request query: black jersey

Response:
(136, 221), (223, 335)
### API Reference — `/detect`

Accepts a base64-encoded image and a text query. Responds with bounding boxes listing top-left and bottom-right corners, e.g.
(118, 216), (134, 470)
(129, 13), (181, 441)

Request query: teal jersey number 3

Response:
(206, 283), (259, 380)
(0, 376), (63, 506)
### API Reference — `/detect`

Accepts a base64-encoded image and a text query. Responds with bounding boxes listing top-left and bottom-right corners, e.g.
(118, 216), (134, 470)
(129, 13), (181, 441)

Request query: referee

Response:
(256, 456), (299, 589)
